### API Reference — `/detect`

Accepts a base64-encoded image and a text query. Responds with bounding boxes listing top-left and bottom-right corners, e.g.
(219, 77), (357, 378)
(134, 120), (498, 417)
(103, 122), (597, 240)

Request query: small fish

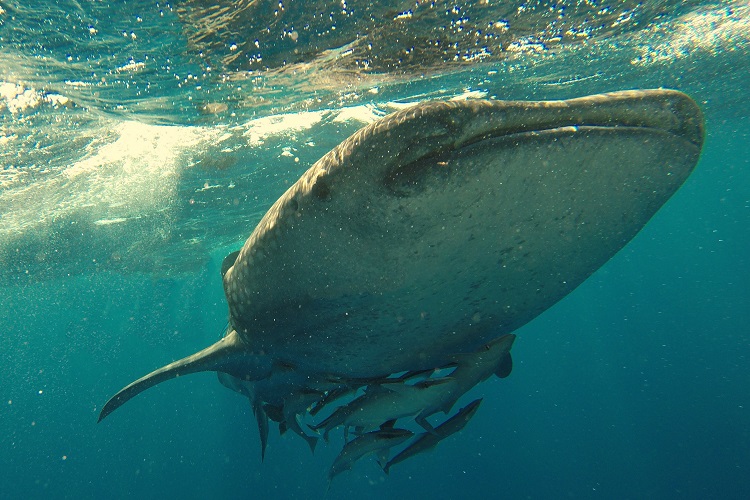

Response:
(219, 370), (326, 456)
(328, 427), (413, 486)
(413, 334), (514, 432)
(281, 388), (322, 453)
(383, 398), (483, 474)
(311, 377), (453, 440)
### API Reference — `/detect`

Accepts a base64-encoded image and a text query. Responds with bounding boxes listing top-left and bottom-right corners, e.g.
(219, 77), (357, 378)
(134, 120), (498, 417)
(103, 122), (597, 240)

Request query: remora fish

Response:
(219, 370), (325, 455)
(383, 398), (483, 474)
(328, 427), (413, 485)
(311, 377), (453, 440)
(312, 334), (513, 440)
(413, 334), (515, 431)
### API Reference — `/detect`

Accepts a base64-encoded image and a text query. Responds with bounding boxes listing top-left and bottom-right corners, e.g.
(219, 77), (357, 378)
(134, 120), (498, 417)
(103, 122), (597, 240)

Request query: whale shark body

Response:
(98, 89), (704, 476)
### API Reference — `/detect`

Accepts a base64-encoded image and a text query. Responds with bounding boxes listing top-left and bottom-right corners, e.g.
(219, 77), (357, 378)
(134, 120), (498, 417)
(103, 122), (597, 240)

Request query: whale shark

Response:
(98, 89), (704, 472)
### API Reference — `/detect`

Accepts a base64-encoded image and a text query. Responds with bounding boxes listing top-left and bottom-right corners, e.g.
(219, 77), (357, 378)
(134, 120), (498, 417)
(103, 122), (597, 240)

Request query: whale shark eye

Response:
(484, 344), (491, 351)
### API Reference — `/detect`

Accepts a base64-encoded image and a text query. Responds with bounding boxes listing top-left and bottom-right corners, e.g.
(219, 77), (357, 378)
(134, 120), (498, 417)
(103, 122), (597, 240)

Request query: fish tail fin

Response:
(305, 434), (318, 454)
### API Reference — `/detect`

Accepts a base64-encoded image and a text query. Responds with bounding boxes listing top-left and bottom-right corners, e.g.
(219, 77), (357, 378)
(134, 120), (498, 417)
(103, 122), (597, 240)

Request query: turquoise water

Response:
(1, 1), (749, 498)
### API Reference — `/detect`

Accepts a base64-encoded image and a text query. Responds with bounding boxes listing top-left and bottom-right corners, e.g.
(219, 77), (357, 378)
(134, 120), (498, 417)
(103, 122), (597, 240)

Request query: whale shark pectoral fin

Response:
(495, 352), (513, 379)
(220, 250), (240, 278)
(98, 329), (255, 422)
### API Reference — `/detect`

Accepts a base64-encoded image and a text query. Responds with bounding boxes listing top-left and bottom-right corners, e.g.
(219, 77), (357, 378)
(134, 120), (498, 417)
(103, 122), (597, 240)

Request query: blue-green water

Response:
(1, 1), (748, 498)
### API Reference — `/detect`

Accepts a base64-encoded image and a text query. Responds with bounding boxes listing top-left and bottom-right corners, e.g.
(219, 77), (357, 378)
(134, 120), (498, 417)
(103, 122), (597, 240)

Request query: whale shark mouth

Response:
(384, 122), (699, 198)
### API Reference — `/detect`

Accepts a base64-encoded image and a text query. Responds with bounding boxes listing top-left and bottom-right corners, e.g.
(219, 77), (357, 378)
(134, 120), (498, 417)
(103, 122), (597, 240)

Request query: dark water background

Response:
(1, 1), (749, 498)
